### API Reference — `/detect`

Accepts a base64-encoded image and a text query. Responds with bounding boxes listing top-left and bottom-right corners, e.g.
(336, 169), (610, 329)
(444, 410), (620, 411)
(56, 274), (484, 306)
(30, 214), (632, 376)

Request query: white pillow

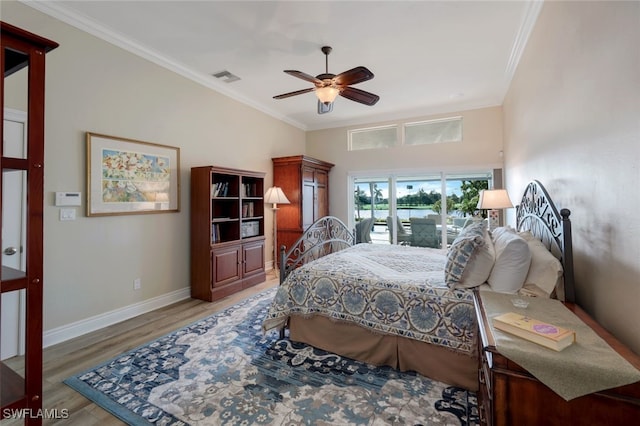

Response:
(518, 231), (564, 297)
(491, 226), (516, 240)
(455, 227), (495, 289)
(488, 231), (531, 293)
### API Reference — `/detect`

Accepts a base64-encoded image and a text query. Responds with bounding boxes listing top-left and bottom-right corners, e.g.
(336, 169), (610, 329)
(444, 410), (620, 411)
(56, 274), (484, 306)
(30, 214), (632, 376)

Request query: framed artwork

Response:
(86, 132), (180, 216)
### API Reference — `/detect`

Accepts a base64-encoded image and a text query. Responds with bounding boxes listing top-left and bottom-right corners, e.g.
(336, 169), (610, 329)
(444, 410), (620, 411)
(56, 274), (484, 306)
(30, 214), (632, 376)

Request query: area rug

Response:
(65, 288), (478, 425)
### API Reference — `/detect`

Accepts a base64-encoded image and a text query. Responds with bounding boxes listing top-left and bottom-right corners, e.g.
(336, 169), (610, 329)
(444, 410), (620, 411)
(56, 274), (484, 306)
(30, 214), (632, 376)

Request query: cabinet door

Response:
(315, 185), (328, 221)
(302, 166), (315, 229)
(211, 246), (241, 287)
(315, 169), (328, 187)
(242, 241), (264, 278)
(302, 181), (315, 230)
(314, 170), (328, 221)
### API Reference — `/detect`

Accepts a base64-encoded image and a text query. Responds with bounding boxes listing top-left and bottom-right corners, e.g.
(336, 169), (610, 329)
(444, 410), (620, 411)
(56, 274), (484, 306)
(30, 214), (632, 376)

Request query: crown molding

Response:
(21, 0), (541, 133)
(20, 0), (308, 131)
(505, 0), (544, 81)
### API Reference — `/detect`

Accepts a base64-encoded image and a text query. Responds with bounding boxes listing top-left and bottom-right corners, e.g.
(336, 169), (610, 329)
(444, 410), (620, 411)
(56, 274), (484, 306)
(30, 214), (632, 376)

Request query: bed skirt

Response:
(289, 315), (478, 391)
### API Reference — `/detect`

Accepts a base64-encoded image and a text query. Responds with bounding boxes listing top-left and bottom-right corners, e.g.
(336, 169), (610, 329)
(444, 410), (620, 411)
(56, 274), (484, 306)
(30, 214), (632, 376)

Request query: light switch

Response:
(60, 208), (76, 221)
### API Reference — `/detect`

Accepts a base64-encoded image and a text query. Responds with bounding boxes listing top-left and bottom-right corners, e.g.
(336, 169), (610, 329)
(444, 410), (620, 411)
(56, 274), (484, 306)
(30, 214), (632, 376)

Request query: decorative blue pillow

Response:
(445, 221), (489, 289)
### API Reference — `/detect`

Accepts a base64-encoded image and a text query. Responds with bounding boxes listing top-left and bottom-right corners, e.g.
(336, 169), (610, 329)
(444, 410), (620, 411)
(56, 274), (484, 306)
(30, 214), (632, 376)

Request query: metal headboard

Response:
(279, 216), (354, 284)
(516, 180), (575, 302)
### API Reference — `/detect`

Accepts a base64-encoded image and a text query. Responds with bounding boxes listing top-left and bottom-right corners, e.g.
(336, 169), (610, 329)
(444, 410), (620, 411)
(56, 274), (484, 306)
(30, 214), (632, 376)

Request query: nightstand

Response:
(473, 290), (640, 426)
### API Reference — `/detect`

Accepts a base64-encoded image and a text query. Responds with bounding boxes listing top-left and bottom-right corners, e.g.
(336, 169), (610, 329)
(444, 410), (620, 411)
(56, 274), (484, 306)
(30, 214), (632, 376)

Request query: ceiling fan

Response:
(273, 46), (380, 114)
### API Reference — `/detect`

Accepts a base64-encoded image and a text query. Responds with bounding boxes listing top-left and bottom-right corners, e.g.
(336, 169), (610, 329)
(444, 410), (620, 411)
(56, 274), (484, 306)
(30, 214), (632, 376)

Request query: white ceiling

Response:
(28, 1), (542, 131)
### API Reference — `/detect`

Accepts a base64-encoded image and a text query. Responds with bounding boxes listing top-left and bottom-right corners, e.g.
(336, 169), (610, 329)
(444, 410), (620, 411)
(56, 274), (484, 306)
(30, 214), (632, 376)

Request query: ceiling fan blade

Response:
(333, 66), (374, 86)
(284, 70), (323, 85)
(273, 87), (315, 99)
(339, 87), (380, 106)
(317, 100), (334, 114)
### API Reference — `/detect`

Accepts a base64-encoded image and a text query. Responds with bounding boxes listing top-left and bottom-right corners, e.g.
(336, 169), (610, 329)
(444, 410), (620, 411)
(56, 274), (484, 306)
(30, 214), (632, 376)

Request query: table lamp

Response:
(476, 189), (513, 230)
(264, 186), (290, 277)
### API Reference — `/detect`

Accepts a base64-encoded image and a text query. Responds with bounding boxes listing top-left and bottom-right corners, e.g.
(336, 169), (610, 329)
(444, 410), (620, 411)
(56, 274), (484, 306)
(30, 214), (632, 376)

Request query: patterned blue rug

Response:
(65, 288), (478, 425)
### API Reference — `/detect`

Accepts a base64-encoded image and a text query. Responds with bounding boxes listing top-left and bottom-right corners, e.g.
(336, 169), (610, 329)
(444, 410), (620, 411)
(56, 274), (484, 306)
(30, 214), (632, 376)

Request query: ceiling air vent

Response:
(212, 70), (240, 83)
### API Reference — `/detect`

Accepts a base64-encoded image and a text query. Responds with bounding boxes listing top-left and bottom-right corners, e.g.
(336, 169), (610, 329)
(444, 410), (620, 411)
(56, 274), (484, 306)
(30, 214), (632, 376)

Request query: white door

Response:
(1, 109), (27, 360)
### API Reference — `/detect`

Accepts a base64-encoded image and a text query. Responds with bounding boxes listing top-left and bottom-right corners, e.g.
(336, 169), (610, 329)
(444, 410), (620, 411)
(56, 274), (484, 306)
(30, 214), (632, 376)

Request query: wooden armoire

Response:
(272, 155), (334, 253)
(1, 22), (58, 425)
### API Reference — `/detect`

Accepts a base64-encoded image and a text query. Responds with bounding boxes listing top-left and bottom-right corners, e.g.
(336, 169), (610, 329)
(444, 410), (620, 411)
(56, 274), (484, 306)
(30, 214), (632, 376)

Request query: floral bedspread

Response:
(262, 244), (477, 355)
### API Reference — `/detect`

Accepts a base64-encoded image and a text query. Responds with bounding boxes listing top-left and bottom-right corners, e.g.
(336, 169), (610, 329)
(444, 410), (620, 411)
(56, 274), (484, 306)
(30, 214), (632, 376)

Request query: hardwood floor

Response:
(2, 276), (278, 425)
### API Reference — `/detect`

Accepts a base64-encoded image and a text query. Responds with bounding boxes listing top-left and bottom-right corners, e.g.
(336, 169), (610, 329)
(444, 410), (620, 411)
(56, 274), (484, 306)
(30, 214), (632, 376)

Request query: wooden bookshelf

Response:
(1, 22), (59, 425)
(190, 166), (266, 301)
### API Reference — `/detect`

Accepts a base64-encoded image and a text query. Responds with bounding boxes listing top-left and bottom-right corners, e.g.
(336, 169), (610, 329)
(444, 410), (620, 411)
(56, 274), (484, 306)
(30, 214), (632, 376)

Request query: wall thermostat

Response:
(55, 192), (82, 206)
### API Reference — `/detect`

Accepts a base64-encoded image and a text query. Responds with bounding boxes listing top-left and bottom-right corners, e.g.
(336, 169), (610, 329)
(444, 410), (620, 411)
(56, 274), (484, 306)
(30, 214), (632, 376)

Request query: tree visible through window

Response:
(459, 180), (489, 217)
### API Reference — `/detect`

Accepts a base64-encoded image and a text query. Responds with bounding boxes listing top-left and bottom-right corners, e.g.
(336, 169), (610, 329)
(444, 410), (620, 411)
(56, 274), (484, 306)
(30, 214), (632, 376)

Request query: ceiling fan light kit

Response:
(274, 45), (379, 114)
(316, 86), (340, 104)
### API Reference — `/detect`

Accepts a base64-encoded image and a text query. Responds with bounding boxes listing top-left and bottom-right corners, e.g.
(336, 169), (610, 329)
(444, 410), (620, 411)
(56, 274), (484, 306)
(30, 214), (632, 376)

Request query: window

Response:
(352, 171), (491, 247)
(349, 117), (463, 151)
(404, 117), (462, 146)
(348, 125), (398, 151)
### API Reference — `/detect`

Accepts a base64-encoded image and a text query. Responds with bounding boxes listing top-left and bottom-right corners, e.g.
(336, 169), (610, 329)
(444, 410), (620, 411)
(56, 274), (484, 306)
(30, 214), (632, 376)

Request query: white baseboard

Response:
(43, 287), (191, 348)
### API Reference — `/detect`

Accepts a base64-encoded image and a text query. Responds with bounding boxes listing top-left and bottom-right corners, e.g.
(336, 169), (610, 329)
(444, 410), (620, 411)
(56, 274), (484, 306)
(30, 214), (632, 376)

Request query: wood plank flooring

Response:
(2, 276), (278, 425)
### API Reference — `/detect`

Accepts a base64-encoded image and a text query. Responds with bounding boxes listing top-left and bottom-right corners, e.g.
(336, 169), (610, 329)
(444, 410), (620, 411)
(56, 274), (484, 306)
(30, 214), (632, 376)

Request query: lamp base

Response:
(272, 207), (279, 279)
(488, 209), (500, 230)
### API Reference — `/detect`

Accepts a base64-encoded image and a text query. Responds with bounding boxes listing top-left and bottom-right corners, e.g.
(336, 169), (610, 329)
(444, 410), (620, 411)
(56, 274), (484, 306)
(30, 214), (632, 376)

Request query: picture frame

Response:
(86, 132), (180, 216)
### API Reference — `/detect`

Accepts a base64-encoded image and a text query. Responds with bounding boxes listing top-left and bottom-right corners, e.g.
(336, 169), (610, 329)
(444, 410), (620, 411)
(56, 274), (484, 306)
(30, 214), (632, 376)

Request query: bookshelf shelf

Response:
(191, 166), (266, 301)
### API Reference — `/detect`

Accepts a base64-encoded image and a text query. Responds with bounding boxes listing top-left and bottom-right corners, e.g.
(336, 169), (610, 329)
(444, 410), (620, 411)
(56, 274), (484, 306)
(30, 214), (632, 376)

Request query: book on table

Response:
(493, 312), (576, 351)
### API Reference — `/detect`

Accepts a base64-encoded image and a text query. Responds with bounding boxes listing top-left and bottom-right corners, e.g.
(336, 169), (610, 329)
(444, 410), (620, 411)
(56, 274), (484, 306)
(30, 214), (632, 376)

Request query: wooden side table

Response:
(473, 291), (640, 426)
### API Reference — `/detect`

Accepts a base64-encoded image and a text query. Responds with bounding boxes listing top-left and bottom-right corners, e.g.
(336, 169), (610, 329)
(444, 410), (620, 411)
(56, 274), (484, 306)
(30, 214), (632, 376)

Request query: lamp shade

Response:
(476, 189), (513, 210)
(315, 86), (339, 104)
(264, 186), (290, 205)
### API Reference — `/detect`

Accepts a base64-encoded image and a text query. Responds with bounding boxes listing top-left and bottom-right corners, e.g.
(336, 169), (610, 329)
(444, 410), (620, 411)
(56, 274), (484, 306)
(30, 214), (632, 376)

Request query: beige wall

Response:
(503, 1), (640, 353)
(2, 2), (305, 338)
(306, 107), (504, 224)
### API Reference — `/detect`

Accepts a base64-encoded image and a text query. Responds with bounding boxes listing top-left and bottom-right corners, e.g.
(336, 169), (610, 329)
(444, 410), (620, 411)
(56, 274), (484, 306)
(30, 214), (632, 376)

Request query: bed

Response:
(262, 180), (575, 391)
